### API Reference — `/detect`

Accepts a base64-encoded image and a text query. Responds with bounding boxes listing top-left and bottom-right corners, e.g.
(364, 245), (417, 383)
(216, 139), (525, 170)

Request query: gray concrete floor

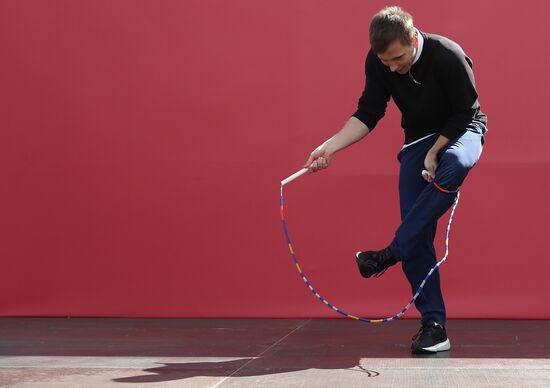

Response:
(0, 318), (549, 387)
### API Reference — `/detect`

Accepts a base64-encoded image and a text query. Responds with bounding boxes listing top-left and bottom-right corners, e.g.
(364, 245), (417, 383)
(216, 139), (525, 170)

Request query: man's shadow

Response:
(113, 358), (382, 383)
(112, 323), (450, 384)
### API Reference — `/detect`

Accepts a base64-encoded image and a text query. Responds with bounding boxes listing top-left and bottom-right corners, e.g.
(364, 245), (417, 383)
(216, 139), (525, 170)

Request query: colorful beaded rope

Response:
(280, 168), (460, 323)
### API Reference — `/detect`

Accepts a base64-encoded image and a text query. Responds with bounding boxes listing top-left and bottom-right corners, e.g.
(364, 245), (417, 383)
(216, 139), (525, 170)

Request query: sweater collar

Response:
(412, 28), (424, 65)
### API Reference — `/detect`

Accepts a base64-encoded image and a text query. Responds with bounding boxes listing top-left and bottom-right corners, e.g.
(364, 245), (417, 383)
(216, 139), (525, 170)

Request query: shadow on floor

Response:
(113, 359), (382, 383)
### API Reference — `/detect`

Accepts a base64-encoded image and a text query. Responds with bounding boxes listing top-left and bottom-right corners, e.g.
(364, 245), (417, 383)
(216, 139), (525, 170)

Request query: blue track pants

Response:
(389, 120), (486, 326)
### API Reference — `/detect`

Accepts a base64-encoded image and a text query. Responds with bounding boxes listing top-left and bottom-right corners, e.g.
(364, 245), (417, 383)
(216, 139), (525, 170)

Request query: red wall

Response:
(1, 0), (549, 319)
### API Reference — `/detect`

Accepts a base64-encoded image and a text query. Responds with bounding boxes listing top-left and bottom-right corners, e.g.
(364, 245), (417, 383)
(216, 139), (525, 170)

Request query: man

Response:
(303, 6), (487, 354)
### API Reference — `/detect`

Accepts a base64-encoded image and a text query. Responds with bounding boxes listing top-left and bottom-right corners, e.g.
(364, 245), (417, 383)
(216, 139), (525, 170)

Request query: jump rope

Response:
(280, 167), (460, 323)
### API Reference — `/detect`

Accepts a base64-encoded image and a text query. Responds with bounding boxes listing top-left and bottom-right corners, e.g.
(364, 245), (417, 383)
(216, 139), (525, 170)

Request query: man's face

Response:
(377, 34), (418, 75)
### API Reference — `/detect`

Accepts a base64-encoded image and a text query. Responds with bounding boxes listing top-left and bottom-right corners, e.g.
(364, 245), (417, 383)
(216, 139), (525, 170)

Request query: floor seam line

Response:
(211, 318), (311, 388)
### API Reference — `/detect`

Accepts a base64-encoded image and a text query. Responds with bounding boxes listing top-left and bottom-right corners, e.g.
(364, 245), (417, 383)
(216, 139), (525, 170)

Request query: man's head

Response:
(370, 6), (418, 75)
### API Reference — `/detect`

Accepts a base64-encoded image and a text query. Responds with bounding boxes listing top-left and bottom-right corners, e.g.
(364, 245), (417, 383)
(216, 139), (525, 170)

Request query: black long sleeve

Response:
(352, 51), (390, 131)
(436, 46), (482, 140)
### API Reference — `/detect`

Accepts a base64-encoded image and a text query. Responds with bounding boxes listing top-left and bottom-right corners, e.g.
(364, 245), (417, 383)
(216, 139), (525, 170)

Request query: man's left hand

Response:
(423, 151), (438, 182)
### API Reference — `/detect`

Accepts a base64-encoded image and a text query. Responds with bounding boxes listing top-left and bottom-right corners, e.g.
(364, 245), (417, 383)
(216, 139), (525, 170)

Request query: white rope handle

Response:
(281, 168), (309, 186)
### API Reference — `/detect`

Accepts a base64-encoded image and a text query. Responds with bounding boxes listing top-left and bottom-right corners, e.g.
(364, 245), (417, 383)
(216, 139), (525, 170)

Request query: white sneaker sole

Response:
(421, 338), (451, 353)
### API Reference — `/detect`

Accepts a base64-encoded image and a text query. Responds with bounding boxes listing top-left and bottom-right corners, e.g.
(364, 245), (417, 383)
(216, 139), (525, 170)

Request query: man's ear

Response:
(413, 31), (419, 49)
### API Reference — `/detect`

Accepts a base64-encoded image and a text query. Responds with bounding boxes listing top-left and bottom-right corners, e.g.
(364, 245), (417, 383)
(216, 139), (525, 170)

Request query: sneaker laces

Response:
(374, 268), (388, 278)
(412, 326), (424, 341)
(372, 248), (396, 278)
(412, 323), (437, 341)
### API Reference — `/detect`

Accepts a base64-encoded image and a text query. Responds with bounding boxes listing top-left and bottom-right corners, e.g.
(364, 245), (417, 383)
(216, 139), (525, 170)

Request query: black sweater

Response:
(352, 32), (487, 144)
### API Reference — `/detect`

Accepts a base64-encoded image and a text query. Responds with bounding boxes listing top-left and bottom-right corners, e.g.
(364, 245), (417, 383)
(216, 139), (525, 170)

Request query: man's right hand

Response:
(302, 117), (370, 173)
(304, 146), (333, 173)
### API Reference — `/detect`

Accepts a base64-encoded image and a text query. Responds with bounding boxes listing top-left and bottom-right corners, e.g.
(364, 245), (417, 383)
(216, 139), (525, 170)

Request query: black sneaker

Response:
(355, 247), (397, 278)
(411, 320), (451, 354)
